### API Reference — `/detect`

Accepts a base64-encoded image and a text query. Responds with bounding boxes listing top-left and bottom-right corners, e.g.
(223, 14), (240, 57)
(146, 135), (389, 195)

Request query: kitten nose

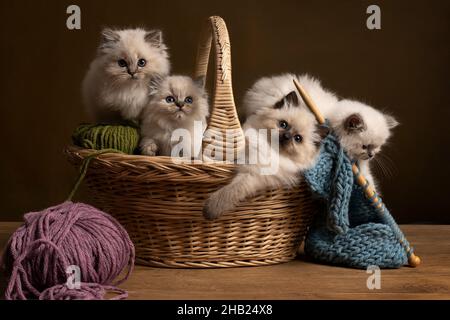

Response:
(176, 102), (185, 109)
(368, 151), (374, 158)
(280, 132), (291, 141)
(127, 70), (136, 77)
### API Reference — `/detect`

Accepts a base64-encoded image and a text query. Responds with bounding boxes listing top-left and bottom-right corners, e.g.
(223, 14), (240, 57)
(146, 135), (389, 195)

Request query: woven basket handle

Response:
(195, 16), (244, 162)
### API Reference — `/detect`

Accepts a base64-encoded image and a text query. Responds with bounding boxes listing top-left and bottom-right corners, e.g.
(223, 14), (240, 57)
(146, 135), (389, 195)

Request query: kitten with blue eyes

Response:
(139, 75), (209, 156)
(203, 91), (328, 220)
(324, 99), (399, 191)
(82, 28), (170, 123)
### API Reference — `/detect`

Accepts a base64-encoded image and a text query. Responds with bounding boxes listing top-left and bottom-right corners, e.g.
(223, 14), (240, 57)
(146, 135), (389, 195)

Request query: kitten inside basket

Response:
(203, 89), (329, 220)
(140, 75), (209, 157)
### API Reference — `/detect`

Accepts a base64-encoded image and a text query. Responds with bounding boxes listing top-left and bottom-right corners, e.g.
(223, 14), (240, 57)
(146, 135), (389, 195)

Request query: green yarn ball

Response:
(72, 123), (140, 155)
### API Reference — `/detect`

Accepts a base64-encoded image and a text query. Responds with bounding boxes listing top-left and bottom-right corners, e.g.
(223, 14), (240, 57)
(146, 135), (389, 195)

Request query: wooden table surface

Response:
(1, 223), (449, 300)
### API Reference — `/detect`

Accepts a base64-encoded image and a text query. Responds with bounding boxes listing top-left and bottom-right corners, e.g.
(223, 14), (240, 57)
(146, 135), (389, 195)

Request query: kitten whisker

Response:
(377, 153), (397, 177)
(373, 155), (396, 180)
(373, 157), (387, 179)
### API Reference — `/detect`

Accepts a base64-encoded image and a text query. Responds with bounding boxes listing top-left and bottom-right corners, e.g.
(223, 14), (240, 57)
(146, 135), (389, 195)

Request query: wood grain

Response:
(1, 223), (449, 300)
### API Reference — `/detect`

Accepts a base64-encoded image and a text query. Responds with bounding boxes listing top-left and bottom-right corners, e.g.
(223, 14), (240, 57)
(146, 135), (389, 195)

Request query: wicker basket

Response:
(65, 16), (318, 268)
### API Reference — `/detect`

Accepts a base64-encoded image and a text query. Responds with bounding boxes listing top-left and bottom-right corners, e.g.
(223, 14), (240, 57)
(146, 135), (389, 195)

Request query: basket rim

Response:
(65, 145), (237, 170)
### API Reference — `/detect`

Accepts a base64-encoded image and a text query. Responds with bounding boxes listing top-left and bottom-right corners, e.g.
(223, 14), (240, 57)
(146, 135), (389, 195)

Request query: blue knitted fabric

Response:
(303, 133), (409, 269)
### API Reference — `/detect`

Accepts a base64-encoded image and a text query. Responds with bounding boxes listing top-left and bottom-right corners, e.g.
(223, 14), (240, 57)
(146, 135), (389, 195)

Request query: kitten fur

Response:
(242, 73), (338, 119)
(140, 75), (209, 157)
(82, 28), (170, 123)
(203, 91), (327, 220)
(325, 99), (398, 190)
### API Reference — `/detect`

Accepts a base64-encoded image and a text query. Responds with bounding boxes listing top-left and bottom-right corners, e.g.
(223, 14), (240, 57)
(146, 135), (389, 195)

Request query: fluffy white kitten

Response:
(82, 28), (170, 123)
(203, 91), (328, 220)
(325, 99), (398, 190)
(140, 75), (209, 157)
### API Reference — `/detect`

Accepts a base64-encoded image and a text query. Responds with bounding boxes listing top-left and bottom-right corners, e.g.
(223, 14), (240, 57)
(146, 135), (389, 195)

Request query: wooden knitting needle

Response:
(293, 78), (421, 267)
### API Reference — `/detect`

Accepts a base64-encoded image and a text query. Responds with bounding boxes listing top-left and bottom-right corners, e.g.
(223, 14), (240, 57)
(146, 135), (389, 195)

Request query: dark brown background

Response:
(0, 0), (449, 222)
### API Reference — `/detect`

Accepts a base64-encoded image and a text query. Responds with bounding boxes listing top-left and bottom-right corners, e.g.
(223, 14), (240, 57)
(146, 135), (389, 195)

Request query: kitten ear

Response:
(285, 91), (299, 106)
(274, 91), (299, 109)
(344, 113), (366, 133)
(100, 28), (120, 45)
(194, 76), (206, 88)
(385, 114), (399, 129)
(145, 30), (163, 47)
(314, 124), (330, 146)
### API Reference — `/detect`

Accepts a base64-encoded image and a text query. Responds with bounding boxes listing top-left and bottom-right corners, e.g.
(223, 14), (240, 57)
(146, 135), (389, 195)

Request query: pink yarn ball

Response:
(1, 201), (135, 300)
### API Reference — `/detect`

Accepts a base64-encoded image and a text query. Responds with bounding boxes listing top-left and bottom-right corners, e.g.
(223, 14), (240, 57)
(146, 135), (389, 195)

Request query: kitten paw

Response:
(202, 198), (224, 220)
(141, 141), (158, 156)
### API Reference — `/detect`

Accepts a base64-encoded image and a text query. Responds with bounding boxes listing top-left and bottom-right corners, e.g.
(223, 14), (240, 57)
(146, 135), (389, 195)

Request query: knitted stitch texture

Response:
(72, 123), (139, 154)
(303, 133), (408, 269)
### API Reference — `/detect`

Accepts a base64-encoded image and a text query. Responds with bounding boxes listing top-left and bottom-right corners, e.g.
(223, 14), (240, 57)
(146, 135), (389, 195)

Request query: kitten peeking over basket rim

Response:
(203, 89), (328, 220)
(140, 75), (209, 158)
(241, 90), (329, 174)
